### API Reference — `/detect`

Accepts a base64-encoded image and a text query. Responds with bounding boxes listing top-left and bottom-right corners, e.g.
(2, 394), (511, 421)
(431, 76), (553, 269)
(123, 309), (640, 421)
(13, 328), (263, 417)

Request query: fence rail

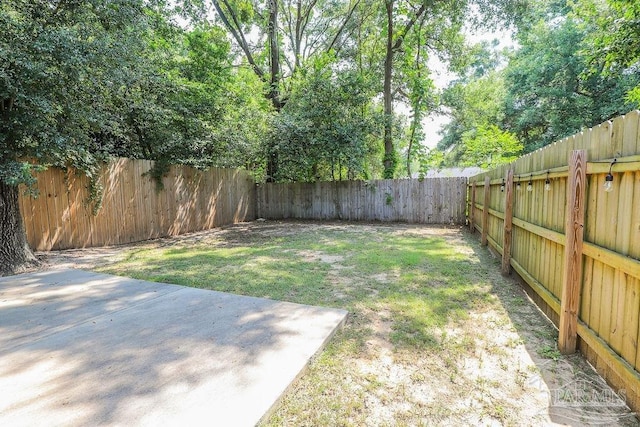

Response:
(468, 110), (640, 413)
(256, 178), (467, 224)
(19, 159), (256, 250)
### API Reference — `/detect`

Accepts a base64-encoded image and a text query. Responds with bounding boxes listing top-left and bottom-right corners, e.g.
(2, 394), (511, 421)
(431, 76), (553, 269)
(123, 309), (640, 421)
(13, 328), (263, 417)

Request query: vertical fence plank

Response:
(482, 176), (490, 246)
(469, 181), (476, 232)
(559, 150), (587, 354)
(501, 168), (514, 276)
(20, 160), (255, 250)
(502, 168), (513, 276)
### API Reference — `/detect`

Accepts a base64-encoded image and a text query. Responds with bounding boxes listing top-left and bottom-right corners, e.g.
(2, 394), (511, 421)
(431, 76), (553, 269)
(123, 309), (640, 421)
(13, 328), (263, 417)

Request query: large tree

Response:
(576, 0), (640, 105)
(204, 0), (361, 180)
(0, 0), (159, 273)
(379, 0), (523, 178)
(438, 68), (522, 167)
(434, 0), (639, 163)
(204, 0), (525, 180)
(0, 1), (255, 274)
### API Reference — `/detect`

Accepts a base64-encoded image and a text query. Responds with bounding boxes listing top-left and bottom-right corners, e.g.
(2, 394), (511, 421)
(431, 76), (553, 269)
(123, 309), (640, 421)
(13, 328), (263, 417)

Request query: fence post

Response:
(469, 181), (476, 232)
(559, 149), (587, 354)
(481, 176), (490, 246)
(256, 183), (262, 219)
(501, 168), (514, 276)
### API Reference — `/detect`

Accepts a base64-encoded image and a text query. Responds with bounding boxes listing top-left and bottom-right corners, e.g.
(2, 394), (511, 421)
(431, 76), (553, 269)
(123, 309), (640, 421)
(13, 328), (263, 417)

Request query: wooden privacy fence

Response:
(468, 110), (640, 412)
(19, 158), (256, 250)
(256, 178), (468, 224)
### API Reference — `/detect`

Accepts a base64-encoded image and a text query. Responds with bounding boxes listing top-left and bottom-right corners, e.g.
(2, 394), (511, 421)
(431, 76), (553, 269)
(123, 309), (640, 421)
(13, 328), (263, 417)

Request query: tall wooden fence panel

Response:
(468, 110), (640, 412)
(19, 158), (256, 250)
(257, 178), (467, 224)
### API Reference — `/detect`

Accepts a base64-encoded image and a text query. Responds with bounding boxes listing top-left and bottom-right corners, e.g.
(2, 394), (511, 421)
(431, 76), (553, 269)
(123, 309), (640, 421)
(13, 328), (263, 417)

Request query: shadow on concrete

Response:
(0, 269), (346, 426)
(24, 221), (639, 425)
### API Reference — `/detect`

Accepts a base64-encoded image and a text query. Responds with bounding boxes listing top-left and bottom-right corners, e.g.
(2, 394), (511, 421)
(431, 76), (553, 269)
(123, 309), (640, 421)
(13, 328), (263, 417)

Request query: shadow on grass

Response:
(18, 220), (637, 425)
(101, 223), (496, 354)
(459, 230), (637, 426)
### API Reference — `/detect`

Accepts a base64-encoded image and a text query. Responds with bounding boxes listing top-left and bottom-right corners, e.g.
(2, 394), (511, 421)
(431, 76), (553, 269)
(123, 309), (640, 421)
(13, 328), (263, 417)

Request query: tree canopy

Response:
(3, 0), (636, 184)
(435, 0), (640, 166)
(0, 1), (267, 185)
(270, 56), (380, 181)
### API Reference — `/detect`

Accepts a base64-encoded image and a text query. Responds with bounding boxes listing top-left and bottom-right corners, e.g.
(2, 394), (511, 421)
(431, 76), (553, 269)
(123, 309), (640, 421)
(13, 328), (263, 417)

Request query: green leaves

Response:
(0, 161), (38, 187)
(4, 0), (634, 188)
(459, 124), (522, 169)
(504, 7), (639, 150)
(0, 0), (273, 187)
(577, 0), (640, 72)
(575, 0), (640, 107)
(1, 0), (152, 182)
(436, 0), (640, 167)
(270, 60), (380, 182)
(437, 69), (512, 166)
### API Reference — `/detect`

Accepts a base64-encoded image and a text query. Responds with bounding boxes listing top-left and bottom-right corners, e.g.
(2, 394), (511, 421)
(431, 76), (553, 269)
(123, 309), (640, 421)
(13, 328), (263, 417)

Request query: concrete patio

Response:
(0, 269), (347, 426)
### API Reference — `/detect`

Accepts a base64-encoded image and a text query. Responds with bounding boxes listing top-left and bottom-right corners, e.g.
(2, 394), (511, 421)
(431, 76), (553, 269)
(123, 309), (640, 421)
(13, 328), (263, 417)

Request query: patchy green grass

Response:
(99, 224), (490, 353)
(93, 222), (635, 426)
(537, 344), (563, 361)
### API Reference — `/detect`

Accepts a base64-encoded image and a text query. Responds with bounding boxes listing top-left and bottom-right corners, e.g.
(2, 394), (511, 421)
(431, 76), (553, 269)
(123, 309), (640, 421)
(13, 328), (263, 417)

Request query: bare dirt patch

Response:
(297, 250), (345, 266)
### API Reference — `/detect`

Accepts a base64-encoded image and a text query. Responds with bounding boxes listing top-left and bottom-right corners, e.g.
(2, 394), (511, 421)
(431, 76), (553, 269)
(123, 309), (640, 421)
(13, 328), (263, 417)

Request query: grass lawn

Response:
(89, 221), (634, 426)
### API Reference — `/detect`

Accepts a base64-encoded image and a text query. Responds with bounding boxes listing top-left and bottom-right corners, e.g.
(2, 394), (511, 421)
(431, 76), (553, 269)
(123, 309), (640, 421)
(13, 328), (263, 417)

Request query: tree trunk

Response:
(268, 0), (282, 111)
(382, 0), (395, 179)
(0, 181), (38, 276)
(382, 0), (427, 179)
(212, 0), (283, 182)
(265, 0), (282, 182)
(407, 117), (417, 177)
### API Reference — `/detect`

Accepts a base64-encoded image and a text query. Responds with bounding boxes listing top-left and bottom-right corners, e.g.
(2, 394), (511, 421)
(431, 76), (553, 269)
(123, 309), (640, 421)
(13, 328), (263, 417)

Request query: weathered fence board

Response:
(468, 110), (640, 413)
(256, 178), (467, 224)
(19, 159), (256, 250)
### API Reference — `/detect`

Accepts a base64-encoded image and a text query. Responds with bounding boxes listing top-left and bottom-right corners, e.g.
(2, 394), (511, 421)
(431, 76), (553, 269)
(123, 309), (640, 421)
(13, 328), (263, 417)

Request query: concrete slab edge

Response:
(257, 310), (348, 426)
